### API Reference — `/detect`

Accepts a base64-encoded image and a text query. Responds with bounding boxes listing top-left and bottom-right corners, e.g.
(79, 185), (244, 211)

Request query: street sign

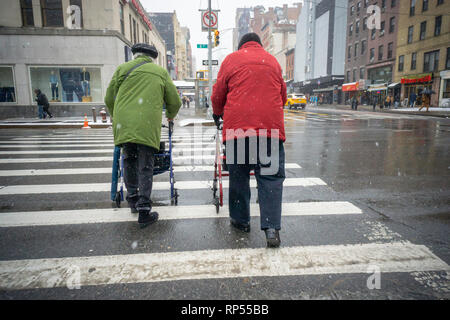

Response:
(203, 60), (218, 66)
(197, 44), (208, 49)
(200, 10), (219, 31)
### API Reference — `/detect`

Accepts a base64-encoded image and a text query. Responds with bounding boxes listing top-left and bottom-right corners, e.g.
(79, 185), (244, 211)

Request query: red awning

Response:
(342, 82), (359, 92)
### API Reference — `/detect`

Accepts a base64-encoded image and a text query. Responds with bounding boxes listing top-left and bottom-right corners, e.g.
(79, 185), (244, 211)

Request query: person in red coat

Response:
(211, 33), (287, 248)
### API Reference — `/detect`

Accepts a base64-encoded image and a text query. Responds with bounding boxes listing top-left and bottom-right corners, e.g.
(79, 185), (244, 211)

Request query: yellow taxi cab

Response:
(285, 93), (307, 109)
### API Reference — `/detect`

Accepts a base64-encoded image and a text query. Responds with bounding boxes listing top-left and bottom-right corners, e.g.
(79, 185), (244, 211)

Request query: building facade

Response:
(233, 7), (252, 51)
(0, 0), (166, 118)
(285, 48), (295, 90)
(343, 0), (400, 104)
(343, 0), (370, 103)
(261, 20), (298, 80)
(394, 0), (450, 107)
(366, 0), (400, 102)
(293, 0), (348, 104)
(148, 11), (190, 81)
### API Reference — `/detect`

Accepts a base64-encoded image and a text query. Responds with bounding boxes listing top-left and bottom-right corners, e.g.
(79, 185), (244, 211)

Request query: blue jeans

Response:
(227, 137), (285, 230)
(37, 105), (44, 119)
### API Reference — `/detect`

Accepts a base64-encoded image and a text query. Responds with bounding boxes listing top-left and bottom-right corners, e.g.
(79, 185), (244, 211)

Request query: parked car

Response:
(285, 94), (307, 109)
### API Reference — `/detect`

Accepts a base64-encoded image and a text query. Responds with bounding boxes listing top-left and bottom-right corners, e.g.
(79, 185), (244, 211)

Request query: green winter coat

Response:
(105, 55), (181, 150)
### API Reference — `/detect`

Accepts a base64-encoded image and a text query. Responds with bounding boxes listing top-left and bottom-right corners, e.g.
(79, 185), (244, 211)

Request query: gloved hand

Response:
(168, 119), (174, 135)
(213, 113), (222, 128)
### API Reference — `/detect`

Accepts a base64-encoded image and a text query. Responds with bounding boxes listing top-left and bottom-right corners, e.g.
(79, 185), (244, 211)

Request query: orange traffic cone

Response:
(82, 113), (90, 129)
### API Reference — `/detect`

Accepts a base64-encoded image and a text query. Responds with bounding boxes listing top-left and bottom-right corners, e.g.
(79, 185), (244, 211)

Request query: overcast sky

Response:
(141, 0), (303, 73)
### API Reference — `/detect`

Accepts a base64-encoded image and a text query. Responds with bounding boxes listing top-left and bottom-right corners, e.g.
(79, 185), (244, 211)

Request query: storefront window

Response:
(0, 67), (16, 103)
(443, 79), (450, 99)
(368, 66), (392, 83)
(29, 66), (102, 103)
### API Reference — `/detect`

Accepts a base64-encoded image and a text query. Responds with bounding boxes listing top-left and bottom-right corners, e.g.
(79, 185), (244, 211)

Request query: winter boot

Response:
(264, 229), (280, 248)
(138, 211), (159, 229)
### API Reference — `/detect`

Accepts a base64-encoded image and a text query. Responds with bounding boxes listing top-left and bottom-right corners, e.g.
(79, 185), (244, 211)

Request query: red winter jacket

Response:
(211, 41), (287, 142)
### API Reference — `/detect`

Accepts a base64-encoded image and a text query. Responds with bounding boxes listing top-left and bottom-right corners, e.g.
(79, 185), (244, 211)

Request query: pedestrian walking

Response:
(409, 92), (417, 108)
(372, 95), (378, 111)
(351, 95), (358, 110)
(394, 96), (400, 109)
(384, 95), (390, 109)
(34, 89), (53, 119)
(419, 93), (431, 112)
(105, 43), (181, 228)
(211, 33), (286, 248)
(182, 96), (186, 108)
(186, 97), (190, 108)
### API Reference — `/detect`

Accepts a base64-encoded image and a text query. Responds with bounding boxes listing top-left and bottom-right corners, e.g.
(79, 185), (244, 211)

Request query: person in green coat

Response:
(105, 43), (181, 228)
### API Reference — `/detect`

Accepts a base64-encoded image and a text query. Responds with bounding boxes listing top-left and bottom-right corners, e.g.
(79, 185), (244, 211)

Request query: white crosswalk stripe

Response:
(0, 178), (327, 195)
(0, 147), (215, 155)
(0, 242), (447, 290)
(0, 142), (214, 147)
(0, 164), (301, 177)
(0, 202), (361, 227)
(0, 155), (217, 164)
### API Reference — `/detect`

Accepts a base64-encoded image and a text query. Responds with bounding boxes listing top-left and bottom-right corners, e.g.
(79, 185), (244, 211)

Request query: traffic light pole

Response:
(206, 0), (213, 120)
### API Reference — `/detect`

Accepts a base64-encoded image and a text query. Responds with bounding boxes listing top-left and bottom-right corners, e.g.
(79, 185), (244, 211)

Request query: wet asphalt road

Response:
(0, 106), (449, 300)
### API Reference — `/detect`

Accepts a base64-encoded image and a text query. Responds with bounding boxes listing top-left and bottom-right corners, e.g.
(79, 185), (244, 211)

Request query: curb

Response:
(313, 105), (450, 119)
(0, 123), (112, 129)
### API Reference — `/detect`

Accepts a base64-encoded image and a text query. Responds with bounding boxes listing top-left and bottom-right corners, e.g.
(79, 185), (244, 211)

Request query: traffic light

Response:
(214, 29), (220, 47)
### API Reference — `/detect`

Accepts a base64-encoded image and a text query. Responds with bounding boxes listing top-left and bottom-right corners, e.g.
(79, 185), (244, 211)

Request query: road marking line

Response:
(0, 148), (215, 155)
(0, 178), (327, 195)
(10, 135), (214, 141)
(0, 164), (301, 177)
(0, 242), (447, 290)
(0, 155), (216, 164)
(0, 142), (214, 148)
(0, 201), (360, 227)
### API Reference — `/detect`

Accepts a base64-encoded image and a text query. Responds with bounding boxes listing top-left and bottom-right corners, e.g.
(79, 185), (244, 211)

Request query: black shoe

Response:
(129, 203), (138, 213)
(138, 211), (158, 229)
(264, 229), (280, 248)
(230, 218), (250, 233)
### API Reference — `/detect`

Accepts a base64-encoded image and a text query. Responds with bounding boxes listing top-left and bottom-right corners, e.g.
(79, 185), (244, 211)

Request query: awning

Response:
(367, 84), (388, 92)
(313, 86), (336, 93)
(388, 82), (401, 88)
(342, 82), (359, 92)
(173, 81), (195, 89)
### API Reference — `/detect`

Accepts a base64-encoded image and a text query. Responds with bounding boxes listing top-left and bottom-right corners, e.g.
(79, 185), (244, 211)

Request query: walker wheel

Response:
(214, 197), (220, 214)
(114, 192), (121, 208)
(171, 189), (179, 205)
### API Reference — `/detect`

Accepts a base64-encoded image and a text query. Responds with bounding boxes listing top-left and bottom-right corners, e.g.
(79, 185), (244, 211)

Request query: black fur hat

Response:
(238, 33), (262, 50)
(131, 43), (158, 59)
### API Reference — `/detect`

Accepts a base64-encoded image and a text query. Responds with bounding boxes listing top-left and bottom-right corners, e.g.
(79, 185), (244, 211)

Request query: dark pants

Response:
(226, 137), (285, 230)
(122, 143), (156, 212)
(43, 106), (52, 118)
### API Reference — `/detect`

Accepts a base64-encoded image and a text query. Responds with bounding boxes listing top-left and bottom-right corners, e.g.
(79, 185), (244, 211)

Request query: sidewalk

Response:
(314, 104), (450, 118)
(0, 106), (211, 129)
(0, 116), (113, 129)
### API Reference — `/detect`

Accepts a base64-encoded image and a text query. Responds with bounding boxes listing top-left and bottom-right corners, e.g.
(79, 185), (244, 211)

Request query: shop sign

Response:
(401, 73), (432, 84)
(130, 0), (152, 30)
(342, 82), (359, 92)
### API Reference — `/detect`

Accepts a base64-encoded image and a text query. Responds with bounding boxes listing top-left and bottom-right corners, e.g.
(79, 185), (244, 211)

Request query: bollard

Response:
(100, 108), (107, 123)
(92, 107), (97, 123)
